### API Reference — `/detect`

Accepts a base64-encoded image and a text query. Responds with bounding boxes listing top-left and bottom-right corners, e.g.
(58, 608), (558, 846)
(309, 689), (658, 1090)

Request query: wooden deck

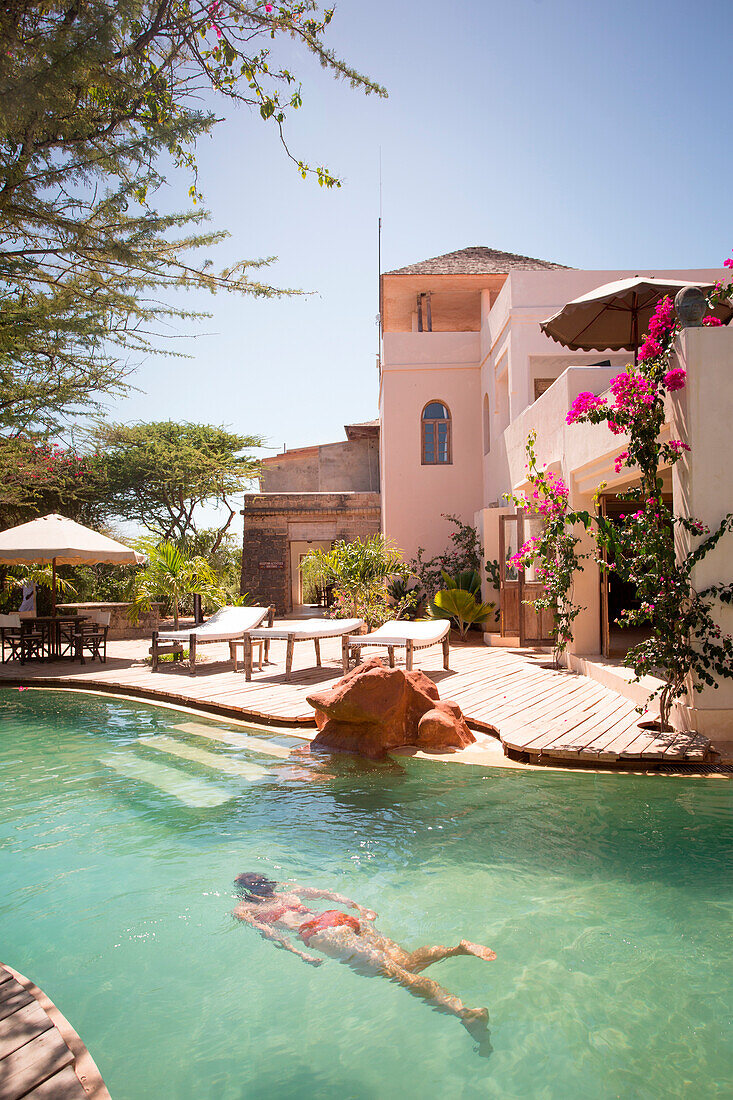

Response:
(0, 632), (712, 767)
(0, 963), (110, 1099)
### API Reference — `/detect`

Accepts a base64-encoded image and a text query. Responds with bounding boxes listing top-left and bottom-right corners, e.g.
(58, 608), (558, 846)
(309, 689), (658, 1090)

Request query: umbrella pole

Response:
(52, 557), (57, 616)
(632, 301), (639, 366)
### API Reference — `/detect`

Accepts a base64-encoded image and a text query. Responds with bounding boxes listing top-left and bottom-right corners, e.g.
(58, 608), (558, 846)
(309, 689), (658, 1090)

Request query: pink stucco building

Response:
(379, 247), (732, 736)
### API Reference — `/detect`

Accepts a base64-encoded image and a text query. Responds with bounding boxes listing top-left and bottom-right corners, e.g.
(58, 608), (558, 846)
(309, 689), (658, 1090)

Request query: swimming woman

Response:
(233, 872), (495, 1044)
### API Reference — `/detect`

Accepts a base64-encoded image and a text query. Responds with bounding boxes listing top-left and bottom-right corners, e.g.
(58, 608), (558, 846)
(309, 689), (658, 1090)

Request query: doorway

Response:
(289, 540), (332, 609)
(599, 494), (671, 658)
(499, 513), (554, 646)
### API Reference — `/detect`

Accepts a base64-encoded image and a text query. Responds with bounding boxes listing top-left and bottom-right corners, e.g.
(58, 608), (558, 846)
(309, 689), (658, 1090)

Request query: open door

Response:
(499, 514), (520, 637)
(518, 513), (555, 646)
(499, 512), (554, 646)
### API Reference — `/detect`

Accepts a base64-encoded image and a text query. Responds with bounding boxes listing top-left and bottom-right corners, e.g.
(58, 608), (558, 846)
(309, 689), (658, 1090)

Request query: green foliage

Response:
(180, 529), (244, 603)
(0, 436), (109, 529)
(558, 281), (733, 725)
(92, 421), (262, 545)
(428, 588), (495, 640)
(300, 535), (410, 629)
(441, 568), (481, 596)
(385, 576), (421, 620)
(411, 514), (484, 598)
(0, 2), (385, 437)
(507, 431), (591, 667)
(128, 540), (222, 628)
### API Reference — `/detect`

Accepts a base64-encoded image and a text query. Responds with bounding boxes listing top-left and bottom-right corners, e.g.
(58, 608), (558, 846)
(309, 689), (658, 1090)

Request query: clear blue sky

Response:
(109, 0), (733, 530)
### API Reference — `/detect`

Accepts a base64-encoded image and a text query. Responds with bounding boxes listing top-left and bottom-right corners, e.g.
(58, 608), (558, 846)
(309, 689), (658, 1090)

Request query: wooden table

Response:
(229, 637), (264, 673)
(23, 616), (88, 660)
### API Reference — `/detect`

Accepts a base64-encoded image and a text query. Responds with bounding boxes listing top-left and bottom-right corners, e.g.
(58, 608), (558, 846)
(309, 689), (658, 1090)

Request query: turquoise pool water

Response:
(0, 689), (731, 1099)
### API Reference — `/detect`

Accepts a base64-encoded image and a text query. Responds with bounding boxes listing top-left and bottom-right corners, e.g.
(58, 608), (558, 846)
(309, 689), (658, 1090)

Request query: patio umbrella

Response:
(539, 277), (733, 362)
(0, 513), (144, 613)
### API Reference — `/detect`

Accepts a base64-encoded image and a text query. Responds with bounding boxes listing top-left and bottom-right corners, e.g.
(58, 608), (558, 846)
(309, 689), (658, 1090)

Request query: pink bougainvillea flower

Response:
(702, 315), (723, 326)
(566, 391), (606, 424)
(668, 439), (690, 455)
(265, 2), (273, 10)
(663, 367), (687, 391)
(638, 336), (662, 362)
(724, 256), (733, 270)
(208, 1), (223, 37)
(613, 451), (628, 474)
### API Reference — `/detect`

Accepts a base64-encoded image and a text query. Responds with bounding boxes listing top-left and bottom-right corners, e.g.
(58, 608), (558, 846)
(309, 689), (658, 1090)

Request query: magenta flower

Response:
(663, 367), (687, 391)
(614, 451), (628, 474)
(702, 315), (723, 326)
(566, 391), (607, 424)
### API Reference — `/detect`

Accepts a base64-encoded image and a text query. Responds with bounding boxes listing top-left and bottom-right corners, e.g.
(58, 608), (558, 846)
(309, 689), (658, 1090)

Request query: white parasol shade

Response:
(540, 277), (732, 356)
(0, 514), (144, 566)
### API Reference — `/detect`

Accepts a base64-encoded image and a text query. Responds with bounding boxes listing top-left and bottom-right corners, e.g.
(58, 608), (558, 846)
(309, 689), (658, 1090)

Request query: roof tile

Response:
(385, 245), (571, 276)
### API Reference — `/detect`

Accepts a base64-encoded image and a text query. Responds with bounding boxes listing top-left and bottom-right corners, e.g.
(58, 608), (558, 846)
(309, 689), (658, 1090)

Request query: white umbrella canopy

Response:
(540, 277), (733, 357)
(0, 514), (144, 613)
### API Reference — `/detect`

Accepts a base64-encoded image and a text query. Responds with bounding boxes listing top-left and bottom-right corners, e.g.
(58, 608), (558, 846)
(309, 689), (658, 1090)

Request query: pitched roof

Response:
(384, 245), (571, 276)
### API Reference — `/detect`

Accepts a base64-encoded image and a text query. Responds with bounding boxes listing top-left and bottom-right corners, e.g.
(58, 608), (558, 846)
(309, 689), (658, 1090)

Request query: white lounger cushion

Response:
(349, 619), (451, 647)
(158, 605), (270, 642)
(247, 617), (364, 641)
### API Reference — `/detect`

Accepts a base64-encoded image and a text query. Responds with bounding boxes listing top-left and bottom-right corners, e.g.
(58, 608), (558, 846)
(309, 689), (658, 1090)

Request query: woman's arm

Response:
(233, 906), (322, 965)
(290, 885), (377, 921)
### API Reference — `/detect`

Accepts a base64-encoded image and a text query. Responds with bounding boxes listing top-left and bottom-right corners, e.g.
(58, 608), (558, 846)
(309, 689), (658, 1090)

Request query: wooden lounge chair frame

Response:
(151, 605), (275, 675)
(347, 620), (452, 673)
(241, 618), (364, 682)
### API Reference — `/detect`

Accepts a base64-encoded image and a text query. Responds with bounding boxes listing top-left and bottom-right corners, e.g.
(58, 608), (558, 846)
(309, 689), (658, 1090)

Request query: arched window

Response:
(422, 401), (452, 465)
(483, 393), (490, 455)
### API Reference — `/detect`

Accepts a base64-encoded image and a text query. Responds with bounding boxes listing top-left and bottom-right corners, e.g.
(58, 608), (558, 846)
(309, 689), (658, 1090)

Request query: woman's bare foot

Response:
(460, 940), (496, 962)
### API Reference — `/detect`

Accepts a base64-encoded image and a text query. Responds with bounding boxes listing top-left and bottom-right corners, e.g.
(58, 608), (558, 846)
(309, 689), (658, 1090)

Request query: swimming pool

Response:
(0, 689), (731, 1099)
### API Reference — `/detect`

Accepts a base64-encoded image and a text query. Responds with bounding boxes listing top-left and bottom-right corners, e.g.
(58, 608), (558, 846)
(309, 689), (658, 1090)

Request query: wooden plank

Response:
(0, 1027), (73, 1100)
(0, 968), (13, 988)
(24, 1065), (88, 1100)
(559, 701), (642, 758)
(0, 1000), (52, 1060)
(587, 720), (649, 762)
(0, 980), (34, 1022)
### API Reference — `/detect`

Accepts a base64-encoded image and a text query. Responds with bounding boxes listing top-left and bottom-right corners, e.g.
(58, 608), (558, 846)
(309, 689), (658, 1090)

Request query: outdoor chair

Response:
(241, 617), (365, 681)
(0, 613), (46, 664)
(152, 605), (275, 675)
(75, 610), (111, 665)
(346, 619), (452, 672)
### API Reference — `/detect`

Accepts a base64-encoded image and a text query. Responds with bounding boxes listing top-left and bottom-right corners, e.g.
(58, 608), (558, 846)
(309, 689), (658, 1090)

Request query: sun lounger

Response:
(347, 619), (452, 672)
(152, 605), (274, 675)
(242, 617), (365, 681)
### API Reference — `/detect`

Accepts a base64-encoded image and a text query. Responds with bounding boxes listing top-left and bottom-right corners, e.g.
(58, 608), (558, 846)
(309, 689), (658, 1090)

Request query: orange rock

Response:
(306, 659), (475, 759)
(417, 702), (475, 752)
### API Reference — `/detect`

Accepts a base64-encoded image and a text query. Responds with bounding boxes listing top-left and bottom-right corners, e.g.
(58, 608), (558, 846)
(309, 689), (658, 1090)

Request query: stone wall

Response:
(260, 434), (379, 493)
(241, 492), (382, 613)
(57, 602), (161, 639)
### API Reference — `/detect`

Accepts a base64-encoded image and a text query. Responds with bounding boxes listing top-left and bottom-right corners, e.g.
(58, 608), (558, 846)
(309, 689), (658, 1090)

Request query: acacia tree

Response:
(0, 436), (109, 528)
(0, 2), (385, 437)
(94, 420), (261, 547)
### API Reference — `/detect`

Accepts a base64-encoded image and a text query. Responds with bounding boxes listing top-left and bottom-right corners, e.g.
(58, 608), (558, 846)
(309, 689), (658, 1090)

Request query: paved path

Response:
(0, 632), (711, 766)
(0, 963), (109, 1100)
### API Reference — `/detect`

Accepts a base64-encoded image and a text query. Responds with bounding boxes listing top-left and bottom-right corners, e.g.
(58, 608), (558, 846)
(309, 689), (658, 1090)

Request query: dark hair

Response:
(235, 872), (277, 899)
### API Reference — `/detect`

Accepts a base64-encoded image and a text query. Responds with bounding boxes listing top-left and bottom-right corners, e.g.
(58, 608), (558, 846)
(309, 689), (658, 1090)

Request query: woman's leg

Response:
(380, 959), (487, 1023)
(402, 940), (496, 973)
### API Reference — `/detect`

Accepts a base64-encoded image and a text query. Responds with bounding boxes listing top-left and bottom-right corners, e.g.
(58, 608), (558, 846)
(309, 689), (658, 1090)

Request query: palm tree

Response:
(128, 541), (221, 628)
